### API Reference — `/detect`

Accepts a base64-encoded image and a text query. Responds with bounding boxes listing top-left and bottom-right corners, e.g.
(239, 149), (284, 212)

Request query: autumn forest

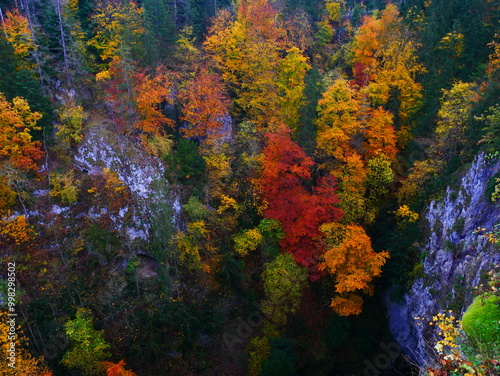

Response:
(0, 0), (499, 374)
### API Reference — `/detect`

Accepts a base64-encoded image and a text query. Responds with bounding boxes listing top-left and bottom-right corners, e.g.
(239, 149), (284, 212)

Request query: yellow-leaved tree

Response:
(316, 78), (361, 164)
(89, 0), (145, 71)
(277, 47), (311, 131)
(204, 0), (286, 130)
(2, 9), (36, 70)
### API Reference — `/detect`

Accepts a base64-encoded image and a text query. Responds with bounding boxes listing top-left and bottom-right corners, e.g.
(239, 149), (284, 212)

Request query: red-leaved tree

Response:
(259, 125), (343, 280)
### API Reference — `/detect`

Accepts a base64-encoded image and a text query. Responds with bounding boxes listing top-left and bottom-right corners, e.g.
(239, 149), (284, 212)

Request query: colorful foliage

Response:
(56, 98), (85, 146)
(204, 0), (285, 129)
(103, 360), (137, 376)
(234, 228), (263, 257)
(259, 125), (342, 278)
(277, 47), (311, 130)
(89, 0), (145, 65)
(2, 10), (35, 69)
(50, 170), (81, 204)
(0, 93), (43, 173)
(0, 0), (495, 373)
(352, 4), (423, 133)
(62, 308), (111, 375)
(179, 68), (230, 143)
(0, 311), (53, 375)
(133, 66), (174, 135)
(434, 81), (478, 158)
(0, 212), (36, 246)
(320, 224), (389, 315)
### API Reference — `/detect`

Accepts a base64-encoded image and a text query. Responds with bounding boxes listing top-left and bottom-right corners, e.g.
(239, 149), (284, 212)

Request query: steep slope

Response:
(387, 153), (500, 365)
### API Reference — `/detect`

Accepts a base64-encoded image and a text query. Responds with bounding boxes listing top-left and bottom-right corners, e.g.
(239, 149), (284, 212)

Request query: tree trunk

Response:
(56, 0), (71, 85)
(20, 0), (47, 94)
(0, 7), (6, 35)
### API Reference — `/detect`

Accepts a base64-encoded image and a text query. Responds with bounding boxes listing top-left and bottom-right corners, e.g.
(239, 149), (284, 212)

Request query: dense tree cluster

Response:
(0, 0), (498, 375)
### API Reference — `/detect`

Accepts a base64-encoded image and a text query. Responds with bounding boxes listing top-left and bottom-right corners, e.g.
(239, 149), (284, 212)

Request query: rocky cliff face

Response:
(387, 153), (500, 366)
(74, 122), (182, 239)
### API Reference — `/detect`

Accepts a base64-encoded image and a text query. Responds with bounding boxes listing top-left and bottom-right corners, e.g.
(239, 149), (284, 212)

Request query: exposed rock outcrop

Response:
(74, 122), (182, 239)
(387, 153), (500, 366)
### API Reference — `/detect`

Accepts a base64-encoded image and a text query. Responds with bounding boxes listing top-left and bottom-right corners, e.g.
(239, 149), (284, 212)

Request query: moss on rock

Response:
(461, 294), (500, 348)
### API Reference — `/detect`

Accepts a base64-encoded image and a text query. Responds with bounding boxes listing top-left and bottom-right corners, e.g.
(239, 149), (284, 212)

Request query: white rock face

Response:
(74, 125), (178, 239)
(387, 153), (500, 366)
(74, 127), (165, 199)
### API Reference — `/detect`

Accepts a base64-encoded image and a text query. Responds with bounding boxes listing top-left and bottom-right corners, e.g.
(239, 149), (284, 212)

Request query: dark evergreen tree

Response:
(143, 0), (176, 64)
(402, 0), (500, 134)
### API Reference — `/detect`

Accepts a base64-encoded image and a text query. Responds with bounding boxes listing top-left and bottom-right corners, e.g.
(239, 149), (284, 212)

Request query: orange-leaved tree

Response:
(0, 213), (36, 248)
(0, 93), (43, 174)
(133, 66), (174, 136)
(362, 106), (397, 160)
(98, 62), (174, 142)
(352, 3), (423, 142)
(102, 359), (137, 376)
(178, 68), (230, 144)
(0, 94), (41, 248)
(319, 223), (389, 316)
